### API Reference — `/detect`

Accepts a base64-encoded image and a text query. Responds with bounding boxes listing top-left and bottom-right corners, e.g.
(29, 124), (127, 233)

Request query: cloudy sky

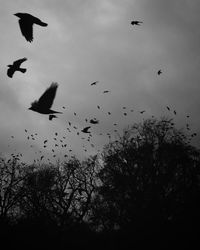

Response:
(0, 0), (200, 163)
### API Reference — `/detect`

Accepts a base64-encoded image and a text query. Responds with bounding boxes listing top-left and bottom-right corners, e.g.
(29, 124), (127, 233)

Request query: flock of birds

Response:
(4, 13), (197, 163)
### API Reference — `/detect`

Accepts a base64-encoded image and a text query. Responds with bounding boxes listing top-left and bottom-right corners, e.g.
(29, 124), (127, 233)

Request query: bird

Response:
(7, 58), (27, 78)
(14, 13), (48, 42)
(166, 106), (170, 111)
(91, 81), (98, 86)
(139, 110), (146, 114)
(90, 119), (99, 124)
(131, 20), (143, 26)
(157, 70), (162, 75)
(49, 114), (57, 120)
(81, 126), (91, 133)
(103, 90), (110, 93)
(28, 82), (62, 115)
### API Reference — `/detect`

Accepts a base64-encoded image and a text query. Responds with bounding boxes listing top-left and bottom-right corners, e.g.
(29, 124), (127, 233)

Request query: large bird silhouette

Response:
(29, 82), (62, 115)
(14, 13), (48, 42)
(7, 58), (27, 78)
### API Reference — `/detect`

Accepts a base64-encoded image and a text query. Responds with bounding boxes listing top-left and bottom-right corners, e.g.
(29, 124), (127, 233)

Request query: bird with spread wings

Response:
(29, 82), (62, 115)
(14, 12), (48, 42)
(7, 58), (27, 78)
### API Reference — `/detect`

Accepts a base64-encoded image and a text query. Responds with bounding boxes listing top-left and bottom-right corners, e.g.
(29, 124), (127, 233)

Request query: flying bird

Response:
(29, 82), (62, 115)
(157, 70), (162, 75)
(103, 90), (110, 93)
(49, 114), (57, 120)
(7, 58), (27, 78)
(91, 81), (98, 86)
(14, 13), (48, 42)
(166, 106), (170, 111)
(131, 20), (143, 26)
(90, 119), (99, 124)
(81, 126), (91, 133)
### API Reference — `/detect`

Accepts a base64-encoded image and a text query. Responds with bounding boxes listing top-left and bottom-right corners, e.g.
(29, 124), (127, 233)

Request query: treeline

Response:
(1, 117), (200, 249)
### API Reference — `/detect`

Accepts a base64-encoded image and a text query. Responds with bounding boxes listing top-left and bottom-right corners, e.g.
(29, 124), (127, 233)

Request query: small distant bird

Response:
(97, 105), (100, 109)
(14, 13), (48, 42)
(166, 106), (170, 111)
(49, 114), (57, 120)
(103, 90), (110, 93)
(157, 70), (162, 75)
(90, 119), (99, 124)
(140, 110), (146, 114)
(62, 106), (66, 109)
(131, 20), (143, 26)
(29, 82), (62, 115)
(123, 113), (127, 116)
(173, 110), (177, 115)
(81, 126), (91, 133)
(7, 58), (27, 78)
(91, 81), (98, 86)
(108, 112), (111, 115)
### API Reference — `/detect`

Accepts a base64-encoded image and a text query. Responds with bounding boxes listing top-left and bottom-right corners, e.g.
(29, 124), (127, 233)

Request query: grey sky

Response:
(0, 0), (200, 163)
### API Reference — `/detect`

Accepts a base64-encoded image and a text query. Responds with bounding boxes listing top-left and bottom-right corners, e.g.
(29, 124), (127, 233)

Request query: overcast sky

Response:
(0, 0), (200, 163)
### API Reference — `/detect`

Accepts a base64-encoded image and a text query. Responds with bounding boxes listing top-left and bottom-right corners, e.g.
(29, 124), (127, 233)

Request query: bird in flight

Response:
(49, 114), (57, 120)
(81, 126), (91, 133)
(166, 106), (170, 111)
(91, 81), (98, 86)
(103, 90), (110, 94)
(131, 20), (143, 26)
(7, 58), (27, 78)
(29, 82), (62, 115)
(14, 13), (48, 42)
(90, 119), (99, 124)
(139, 110), (146, 114)
(157, 70), (162, 75)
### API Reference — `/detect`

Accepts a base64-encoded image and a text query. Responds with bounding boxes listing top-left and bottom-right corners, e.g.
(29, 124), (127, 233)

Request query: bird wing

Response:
(7, 67), (14, 78)
(37, 82), (58, 110)
(18, 19), (33, 42)
(13, 58), (27, 67)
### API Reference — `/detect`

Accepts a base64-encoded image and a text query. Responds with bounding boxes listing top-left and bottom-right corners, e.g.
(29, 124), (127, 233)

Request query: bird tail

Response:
(39, 21), (48, 27)
(19, 68), (26, 73)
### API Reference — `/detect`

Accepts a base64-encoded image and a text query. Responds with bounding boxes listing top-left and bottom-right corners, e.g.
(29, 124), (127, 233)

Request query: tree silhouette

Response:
(0, 156), (26, 220)
(91, 117), (200, 247)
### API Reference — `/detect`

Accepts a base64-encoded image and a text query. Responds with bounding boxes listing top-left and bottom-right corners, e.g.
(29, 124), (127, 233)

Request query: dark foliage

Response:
(0, 118), (200, 249)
